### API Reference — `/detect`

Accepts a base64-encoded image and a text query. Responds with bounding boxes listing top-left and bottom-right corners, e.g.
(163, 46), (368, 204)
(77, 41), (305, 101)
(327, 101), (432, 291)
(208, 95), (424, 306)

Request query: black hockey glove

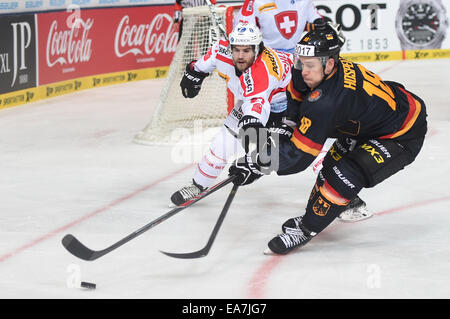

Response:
(238, 115), (266, 153)
(229, 153), (265, 186)
(180, 61), (208, 98)
(268, 122), (294, 141)
(261, 122), (294, 159)
(242, 122), (293, 175)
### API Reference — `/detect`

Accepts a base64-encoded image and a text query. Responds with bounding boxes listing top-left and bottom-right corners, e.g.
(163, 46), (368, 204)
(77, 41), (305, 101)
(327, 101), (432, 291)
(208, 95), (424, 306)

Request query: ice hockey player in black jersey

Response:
(229, 20), (428, 255)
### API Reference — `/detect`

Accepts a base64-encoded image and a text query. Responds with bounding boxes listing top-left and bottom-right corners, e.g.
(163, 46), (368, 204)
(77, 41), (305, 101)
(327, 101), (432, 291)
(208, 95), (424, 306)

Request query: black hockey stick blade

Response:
(61, 175), (237, 261)
(160, 184), (239, 259)
(62, 234), (105, 261)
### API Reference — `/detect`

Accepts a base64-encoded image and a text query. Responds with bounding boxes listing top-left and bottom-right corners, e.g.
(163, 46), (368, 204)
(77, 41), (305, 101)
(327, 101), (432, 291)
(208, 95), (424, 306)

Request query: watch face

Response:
(401, 3), (440, 45)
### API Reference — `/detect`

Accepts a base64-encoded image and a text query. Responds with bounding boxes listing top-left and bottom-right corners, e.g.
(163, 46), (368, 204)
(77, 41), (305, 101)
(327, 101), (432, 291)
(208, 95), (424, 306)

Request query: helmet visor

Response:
(293, 55), (329, 70)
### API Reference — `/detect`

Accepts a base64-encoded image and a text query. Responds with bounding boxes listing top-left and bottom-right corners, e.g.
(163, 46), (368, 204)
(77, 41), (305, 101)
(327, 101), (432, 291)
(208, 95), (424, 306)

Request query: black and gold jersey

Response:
(279, 57), (427, 175)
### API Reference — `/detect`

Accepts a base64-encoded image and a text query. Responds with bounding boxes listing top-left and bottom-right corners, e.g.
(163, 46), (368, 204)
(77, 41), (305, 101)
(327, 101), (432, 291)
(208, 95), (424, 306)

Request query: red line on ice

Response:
(246, 196), (450, 298)
(0, 164), (194, 263)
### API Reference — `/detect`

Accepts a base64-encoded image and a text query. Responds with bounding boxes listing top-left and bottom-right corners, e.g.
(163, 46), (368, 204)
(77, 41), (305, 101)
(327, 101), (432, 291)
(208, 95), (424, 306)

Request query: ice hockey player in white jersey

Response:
(170, 22), (293, 206)
(235, 0), (321, 54)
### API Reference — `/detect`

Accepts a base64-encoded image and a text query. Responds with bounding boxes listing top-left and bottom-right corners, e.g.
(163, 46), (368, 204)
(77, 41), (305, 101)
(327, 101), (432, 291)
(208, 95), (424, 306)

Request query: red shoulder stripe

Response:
(288, 81), (304, 102)
(216, 54), (234, 66)
(291, 129), (322, 156)
(268, 87), (286, 103)
(380, 87), (421, 139)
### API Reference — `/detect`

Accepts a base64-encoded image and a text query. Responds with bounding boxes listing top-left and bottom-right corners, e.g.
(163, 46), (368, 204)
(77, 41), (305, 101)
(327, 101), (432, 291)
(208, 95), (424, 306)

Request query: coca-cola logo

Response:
(114, 14), (178, 58)
(46, 18), (93, 67)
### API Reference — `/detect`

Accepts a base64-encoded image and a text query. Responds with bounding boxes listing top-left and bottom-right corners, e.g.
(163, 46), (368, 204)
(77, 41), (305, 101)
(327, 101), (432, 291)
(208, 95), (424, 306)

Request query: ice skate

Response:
(169, 180), (206, 207)
(266, 217), (316, 255)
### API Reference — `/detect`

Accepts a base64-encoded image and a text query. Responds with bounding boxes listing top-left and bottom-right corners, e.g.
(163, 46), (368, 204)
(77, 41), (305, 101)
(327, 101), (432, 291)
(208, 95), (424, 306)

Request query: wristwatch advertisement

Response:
(396, 0), (449, 50)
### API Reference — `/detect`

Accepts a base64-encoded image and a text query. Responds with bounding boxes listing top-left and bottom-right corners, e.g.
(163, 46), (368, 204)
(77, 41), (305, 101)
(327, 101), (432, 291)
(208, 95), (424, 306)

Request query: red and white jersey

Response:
(194, 40), (293, 125)
(236, 0), (321, 52)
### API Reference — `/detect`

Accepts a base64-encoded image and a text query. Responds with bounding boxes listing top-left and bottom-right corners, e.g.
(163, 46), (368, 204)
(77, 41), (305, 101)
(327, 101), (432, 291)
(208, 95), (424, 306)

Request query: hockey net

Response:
(134, 4), (241, 144)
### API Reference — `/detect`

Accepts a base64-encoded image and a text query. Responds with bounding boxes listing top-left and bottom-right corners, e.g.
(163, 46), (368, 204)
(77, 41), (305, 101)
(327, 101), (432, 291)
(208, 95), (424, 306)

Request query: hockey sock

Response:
(193, 125), (244, 189)
(193, 147), (228, 189)
(301, 182), (349, 233)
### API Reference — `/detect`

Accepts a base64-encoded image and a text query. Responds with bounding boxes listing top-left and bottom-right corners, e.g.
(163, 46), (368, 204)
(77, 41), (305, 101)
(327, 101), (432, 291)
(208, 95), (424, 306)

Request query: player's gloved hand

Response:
(173, 10), (182, 23)
(268, 122), (293, 141)
(283, 117), (298, 129)
(238, 115), (265, 153)
(229, 153), (264, 186)
(239, 115), (264, 131)
(261, 122), (294, 158)
(180, 61), (208, 98)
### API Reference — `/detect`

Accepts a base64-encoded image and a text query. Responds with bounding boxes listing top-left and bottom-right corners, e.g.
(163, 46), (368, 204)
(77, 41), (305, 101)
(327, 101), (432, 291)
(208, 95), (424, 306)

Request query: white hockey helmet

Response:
(229, 22), (263, 57)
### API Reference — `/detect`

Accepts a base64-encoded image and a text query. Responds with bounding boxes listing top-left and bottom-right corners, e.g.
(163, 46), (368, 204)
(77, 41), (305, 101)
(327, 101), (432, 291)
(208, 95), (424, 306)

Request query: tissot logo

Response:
(316, 3), (387, 31)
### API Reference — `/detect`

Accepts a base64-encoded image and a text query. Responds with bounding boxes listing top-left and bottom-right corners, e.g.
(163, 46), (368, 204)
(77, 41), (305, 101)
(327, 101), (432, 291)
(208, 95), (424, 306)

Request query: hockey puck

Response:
(80, 281), (96, 290)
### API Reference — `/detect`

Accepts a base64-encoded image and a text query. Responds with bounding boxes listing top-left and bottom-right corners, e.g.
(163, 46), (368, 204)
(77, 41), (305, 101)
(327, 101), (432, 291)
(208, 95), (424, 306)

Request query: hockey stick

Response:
(61, 175), (236, 261)
(160, 184), (239, 259)
(205, 0), (228, 40)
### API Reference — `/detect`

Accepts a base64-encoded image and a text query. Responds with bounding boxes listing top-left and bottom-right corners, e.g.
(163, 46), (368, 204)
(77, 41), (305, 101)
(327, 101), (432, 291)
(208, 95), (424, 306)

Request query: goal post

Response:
(134, 4), (241, 145)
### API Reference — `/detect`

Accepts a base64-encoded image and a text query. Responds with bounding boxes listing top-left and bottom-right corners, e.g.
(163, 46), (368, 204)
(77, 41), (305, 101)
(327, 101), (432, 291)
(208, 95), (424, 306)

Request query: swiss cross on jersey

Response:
(251, 97), (264, 114)
(274, 11), (298, 39)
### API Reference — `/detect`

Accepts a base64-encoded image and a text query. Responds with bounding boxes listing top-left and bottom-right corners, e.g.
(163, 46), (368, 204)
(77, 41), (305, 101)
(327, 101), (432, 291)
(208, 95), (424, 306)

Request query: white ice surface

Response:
(0, 59), (449, 299)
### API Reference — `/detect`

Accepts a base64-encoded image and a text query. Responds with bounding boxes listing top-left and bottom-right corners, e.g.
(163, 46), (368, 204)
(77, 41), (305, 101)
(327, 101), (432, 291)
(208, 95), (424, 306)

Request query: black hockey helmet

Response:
(294, 19), (345, 69)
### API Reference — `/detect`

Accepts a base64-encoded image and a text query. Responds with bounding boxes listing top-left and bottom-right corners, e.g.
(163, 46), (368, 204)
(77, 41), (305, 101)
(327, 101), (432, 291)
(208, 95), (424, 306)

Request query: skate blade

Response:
(168, 202), (178, 208)
(338, 211), (373, 222)
(263, 248), (277, 255)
